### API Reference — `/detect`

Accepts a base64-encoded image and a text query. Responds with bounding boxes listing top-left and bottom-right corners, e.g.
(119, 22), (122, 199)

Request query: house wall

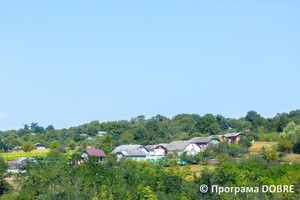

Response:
(147, 147), (166, 160)
(184, 143), (201, 155)
(154, 146), (166, 156)
(81, 152), (104, 161)
(227, 135), (245, 143)
(81, 152), (89, 158)
(197, 139), (219, 151)
(126, 156), (147, 161)
(36, 146), (46, 150)
(116, 153), (147, 161)
(116, 153), (123, 161)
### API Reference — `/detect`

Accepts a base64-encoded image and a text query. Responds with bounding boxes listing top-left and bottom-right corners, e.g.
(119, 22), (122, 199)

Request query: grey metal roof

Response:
(224, 133), (245, 137)
(144, 145), (155, 150)
(8, 157), (36, 167)
(110, 145), (142, 154)
(13, 146), (22, 150)
(189, 136), (218, 143)
(144, 143), (168, 150)
(166, 141), (196, 151)
(118, 149), (147, 157)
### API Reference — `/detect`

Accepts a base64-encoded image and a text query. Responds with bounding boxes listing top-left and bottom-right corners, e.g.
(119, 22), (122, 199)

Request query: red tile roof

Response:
(84, 149), (107, 157)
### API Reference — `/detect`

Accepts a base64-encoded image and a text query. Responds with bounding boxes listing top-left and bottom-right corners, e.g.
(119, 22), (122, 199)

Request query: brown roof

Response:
(84, 149), (107, 157)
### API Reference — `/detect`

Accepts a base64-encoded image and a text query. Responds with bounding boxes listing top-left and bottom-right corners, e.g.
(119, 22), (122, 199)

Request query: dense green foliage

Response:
(0, 110), (300, 199)
(0, 153), (298, 199)
(0, 110), (300, 154)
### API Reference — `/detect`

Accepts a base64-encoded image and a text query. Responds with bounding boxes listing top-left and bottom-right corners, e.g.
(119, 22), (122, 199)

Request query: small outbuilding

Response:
(189, 136), (219, 150)
(223, 133), (246, 143)
(35, 143), (46, 150)
(81, 149), (107, 161)
(13, 146), (22, 151)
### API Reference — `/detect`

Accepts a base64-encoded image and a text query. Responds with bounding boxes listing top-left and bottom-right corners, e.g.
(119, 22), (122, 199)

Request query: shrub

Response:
(266, 150), (278, 162)
(277, 139), (293, 153)
(50, 141), (60, 148)
(23, 142), (36, 152)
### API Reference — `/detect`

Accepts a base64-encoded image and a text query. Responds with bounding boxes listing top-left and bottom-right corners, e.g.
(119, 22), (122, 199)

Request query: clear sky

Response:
(1, 1), (299, 131)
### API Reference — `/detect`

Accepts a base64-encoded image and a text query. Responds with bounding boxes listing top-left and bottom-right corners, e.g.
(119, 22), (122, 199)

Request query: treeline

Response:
(1, 152), (300, 199)
(0, 110), (300, 153)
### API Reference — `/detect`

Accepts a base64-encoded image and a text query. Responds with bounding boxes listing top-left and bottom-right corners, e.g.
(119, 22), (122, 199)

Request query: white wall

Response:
(184, 143), (201, 155)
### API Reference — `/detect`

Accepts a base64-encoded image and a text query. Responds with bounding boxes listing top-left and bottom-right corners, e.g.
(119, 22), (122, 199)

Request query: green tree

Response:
(209, 123), (222, 135)
(196, 114), (216, 133)
(238, 136), (252, 149)
(23, 142), (36, 152)
(245, 111), (260, 123)
(30, 122), (38, 130)
(68, 140), (77, 150)
(280, 121), (300, 139)
(46, 125), (55, 131)
(82, 140), (88, 149)
(50, 141), (60, 148)
(277, 115), (289, 132)
(277, 139), (293, 153)
(133, 115), (146, 121)
(266, 150), (278, 162)
(11, 138), (22, 147)
(216, 114), (229, 130)
(122, 131), (134, 144)
(0, 156), (10, 195)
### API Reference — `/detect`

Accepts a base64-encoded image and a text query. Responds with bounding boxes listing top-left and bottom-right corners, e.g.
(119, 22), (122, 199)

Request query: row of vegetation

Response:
(0, 109), (300, 199)
(0, 110), (300, 155)
(0, 149), (299, 199)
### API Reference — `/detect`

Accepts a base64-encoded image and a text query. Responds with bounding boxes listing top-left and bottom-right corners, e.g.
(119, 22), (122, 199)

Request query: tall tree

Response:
(245, 111), (261, 123)
(196, 114), (216, 134)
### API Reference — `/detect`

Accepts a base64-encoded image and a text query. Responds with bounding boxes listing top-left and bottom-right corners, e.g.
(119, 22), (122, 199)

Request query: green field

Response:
(0, 151), (48, 161)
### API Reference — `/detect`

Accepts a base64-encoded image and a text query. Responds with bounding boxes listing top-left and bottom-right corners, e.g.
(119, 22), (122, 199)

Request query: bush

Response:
(266, 150), (278, 162)
(68, 141), (76, 150)
(246, 132), (259, 141)
(208, 141), (229, 154)
(50, 141), (60, 148)
(238, 136), (252, 149)
(277, 139), (293, 153)
(228, 145), (238, 156)
(216, 153), (231, 163)
(23, 142), (36, 152)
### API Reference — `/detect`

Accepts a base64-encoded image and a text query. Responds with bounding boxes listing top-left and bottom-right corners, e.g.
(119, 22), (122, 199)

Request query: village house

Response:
(144, 144), (168, 161)
(13, 146), (22, 151)
(98, 131), (107, 136)
(166, 141), (201, 156)
(75, 157), (85, 165)
(189, 136), (219, 150)
(110, 145), (148, 161)
(8, 157), (37, 169)
(223, 133), (246, 143)
(35, 143), (46, 150)
(81, 149), (107, 161)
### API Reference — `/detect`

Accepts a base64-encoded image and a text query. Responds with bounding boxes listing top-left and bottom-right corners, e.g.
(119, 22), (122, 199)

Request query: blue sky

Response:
(1, 1), (299, 131)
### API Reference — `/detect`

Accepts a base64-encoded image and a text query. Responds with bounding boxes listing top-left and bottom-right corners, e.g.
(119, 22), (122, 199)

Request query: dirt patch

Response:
(5, 175), (22, 191)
